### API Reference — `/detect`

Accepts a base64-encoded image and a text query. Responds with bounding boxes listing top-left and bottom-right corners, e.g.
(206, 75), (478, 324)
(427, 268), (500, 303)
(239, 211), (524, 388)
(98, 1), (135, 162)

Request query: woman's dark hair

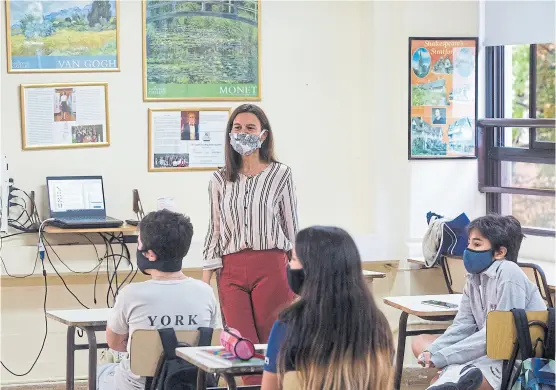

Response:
(223, 104), (276, 182)
(467, 213), (525, 262)
(278, 226), (394, 389)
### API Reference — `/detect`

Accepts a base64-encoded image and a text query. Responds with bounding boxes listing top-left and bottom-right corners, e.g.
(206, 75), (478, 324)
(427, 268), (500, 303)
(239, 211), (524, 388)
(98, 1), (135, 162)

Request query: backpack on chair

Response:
(146, 327), (217, 390)
(510, 308), (555, 390)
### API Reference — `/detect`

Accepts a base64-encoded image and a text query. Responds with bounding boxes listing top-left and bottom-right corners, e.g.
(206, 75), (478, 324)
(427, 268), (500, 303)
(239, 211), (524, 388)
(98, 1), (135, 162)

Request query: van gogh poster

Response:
(6, 0), (119, 72)
(409, 38), (478, 159)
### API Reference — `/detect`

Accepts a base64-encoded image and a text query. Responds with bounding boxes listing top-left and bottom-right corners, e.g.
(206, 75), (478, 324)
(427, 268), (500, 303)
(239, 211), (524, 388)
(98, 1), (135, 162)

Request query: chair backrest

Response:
(486, 310), (550, 360)
(441, 256), (467, 294)
(518, 262), (554, 308)
(129, 328), (222, 377)
(283, 371), (301, 389)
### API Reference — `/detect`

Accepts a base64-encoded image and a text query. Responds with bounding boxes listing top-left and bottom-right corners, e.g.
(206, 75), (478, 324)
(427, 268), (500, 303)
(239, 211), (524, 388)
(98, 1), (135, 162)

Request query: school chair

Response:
(486, 310), (554, 389)
(518, 262), (554, 307)
(283, 371), (301, 389)
(440, 255), (466, 294)
(129, 328), (217, 389)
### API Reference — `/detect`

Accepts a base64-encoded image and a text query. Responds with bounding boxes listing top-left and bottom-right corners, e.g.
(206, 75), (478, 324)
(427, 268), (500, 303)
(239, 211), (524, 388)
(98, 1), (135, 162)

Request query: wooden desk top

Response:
(407, 257), (426, 266)
(46, 308), (111, 327)
(383, 294), (462, 317)
(44, 224), (138, 234)
(176, 345), (267, 374)
(363, 270), (386, 279)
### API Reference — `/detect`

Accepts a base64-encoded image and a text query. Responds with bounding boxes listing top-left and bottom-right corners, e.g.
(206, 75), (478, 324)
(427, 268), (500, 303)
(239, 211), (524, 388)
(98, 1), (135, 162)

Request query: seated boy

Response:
(97, 209), (218, 390)
(413, 214), (546, 390)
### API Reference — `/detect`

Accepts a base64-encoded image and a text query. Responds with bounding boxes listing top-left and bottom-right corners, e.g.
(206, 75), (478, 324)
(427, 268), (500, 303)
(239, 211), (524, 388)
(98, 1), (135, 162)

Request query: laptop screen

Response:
(47, 176), (106, 217)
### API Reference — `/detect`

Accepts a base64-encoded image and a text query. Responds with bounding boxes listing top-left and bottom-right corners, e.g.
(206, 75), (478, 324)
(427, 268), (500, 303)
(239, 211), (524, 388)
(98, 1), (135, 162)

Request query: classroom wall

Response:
(0, 0), (553, 385)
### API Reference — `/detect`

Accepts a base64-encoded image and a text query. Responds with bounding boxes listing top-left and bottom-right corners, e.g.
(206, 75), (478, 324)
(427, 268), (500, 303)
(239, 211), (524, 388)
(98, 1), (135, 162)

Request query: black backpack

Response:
(146, 327), (217, 390)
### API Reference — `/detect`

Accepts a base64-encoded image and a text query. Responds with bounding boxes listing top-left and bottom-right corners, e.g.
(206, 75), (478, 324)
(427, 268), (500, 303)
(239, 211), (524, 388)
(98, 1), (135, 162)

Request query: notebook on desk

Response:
(46, 175), (123, 229)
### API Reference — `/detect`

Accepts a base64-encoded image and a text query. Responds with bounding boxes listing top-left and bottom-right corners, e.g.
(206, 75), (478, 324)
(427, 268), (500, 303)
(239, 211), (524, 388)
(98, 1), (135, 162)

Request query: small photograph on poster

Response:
(432, 56), (453, 74)
(21, 82), (110, 150)
(455, 48), (475, 77)
(408, 37), (478, 159)
(149, 108), (230, 171)
(411, 79), (449, 107)
(410, 116), (447, 157)
(412, 47), (431, 78)
(432, 107), (447, 124)
(448, 117), (474, 154)
(181, 111), (200, 141)
(54, 88), (76, 122)
(71, 124), (104, 144)
(154, 153), (190, 168)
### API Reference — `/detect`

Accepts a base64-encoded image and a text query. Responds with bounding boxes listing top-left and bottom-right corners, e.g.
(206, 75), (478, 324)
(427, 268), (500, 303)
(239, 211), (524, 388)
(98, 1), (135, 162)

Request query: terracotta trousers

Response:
(217, 249), (294, 385)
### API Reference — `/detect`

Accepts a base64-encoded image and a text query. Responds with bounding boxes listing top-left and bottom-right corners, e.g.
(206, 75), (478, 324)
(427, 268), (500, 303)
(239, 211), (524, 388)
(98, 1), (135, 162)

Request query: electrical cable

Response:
(0, 250), (48, 376)
(0, 232), (38, 278)
(42, 235), (90, 309)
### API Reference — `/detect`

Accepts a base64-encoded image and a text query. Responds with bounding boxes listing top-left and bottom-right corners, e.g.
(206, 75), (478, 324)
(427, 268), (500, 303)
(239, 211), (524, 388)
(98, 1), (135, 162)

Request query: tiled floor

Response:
(2, 368), (436, 390)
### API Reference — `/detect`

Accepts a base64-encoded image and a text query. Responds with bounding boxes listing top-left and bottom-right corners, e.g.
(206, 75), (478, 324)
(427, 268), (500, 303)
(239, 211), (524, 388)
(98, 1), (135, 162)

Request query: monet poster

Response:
(6, 0), (119, 72)
(408, 37), (478, 160)
(143, 0), (260, 101)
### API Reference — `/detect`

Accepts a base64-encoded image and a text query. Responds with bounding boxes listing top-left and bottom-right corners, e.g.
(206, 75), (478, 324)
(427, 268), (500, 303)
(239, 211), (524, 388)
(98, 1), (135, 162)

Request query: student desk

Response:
(176, 344), (267, 390)
(384, 294), (463, 390)
(363, 270), (386, 289)
(46, 308), (111, 390)
(407, 257), (426, 267)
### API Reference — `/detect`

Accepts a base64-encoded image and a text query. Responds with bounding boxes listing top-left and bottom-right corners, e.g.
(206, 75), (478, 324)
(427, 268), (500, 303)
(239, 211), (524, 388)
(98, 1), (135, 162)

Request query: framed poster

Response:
(408, 37), (478, 160)
(20, 82), (110, 150)
(6, 0), (120, 73)
(148, 108), (231, 172)
(142, 0), (261, 101)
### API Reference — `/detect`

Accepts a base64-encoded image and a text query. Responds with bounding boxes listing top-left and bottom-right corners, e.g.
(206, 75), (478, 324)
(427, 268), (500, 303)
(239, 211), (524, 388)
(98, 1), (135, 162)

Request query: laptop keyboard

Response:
(62, 217), (107, 222)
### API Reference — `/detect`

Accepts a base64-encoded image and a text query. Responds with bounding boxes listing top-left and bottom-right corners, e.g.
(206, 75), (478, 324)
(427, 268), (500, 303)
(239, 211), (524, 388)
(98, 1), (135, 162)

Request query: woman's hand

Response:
(417, 351), (434, 368)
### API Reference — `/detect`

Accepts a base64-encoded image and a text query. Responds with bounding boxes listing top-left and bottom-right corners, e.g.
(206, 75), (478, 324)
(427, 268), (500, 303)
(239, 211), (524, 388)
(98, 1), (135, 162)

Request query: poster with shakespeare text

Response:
(142, 0), (260, 101)
(408, 37), (478, 160)
(20, 82), (110, 150)
(6, 0), (119, 72)
(148, 108), (230, 171)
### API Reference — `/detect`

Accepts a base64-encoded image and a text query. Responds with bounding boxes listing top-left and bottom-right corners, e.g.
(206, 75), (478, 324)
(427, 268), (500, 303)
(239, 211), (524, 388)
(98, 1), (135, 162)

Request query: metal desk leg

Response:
(394, 312), (409, 390)
(196, 369), (207, 390)
(85, 327), (98, 390)
(223, 373), (237, 390)
(66, 326), (76, 390)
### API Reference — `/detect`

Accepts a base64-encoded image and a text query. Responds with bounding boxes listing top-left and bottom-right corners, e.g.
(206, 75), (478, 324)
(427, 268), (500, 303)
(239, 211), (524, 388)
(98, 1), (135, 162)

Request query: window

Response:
(479, 43), (555, 236)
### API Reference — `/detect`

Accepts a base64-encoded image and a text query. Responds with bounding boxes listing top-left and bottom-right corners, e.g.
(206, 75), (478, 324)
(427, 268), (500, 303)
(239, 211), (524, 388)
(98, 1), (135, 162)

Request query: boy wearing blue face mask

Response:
(414, 214), (546, 390)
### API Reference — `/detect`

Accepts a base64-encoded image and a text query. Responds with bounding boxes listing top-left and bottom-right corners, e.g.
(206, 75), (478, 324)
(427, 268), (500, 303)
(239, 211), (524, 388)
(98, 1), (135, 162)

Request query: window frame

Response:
(478, 44), (556, 237)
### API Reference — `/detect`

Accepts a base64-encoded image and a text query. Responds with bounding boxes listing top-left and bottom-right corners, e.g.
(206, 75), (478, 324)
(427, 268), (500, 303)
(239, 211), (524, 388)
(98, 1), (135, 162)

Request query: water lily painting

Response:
(143, 0), (260, 101)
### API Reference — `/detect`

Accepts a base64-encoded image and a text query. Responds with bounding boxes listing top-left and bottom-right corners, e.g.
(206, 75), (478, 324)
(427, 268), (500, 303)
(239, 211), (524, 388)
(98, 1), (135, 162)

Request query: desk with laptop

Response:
(46, 175), (125, 229)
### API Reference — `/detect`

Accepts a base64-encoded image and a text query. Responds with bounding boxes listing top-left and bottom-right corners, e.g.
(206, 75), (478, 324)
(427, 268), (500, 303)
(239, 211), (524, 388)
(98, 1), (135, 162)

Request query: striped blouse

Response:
(202, 162), (299, 270)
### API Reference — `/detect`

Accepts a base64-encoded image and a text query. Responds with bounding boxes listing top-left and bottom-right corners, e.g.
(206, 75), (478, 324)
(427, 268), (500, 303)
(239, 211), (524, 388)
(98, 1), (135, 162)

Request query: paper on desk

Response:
(157, 197), (176, 212)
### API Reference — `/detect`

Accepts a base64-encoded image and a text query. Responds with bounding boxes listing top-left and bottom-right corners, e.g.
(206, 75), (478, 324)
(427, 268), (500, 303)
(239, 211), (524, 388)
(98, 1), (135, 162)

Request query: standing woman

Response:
(202, 104), (299, 384)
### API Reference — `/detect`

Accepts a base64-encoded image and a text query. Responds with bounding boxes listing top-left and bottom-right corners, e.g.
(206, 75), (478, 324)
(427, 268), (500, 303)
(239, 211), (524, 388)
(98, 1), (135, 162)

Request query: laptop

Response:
(46, 175), (123, 229)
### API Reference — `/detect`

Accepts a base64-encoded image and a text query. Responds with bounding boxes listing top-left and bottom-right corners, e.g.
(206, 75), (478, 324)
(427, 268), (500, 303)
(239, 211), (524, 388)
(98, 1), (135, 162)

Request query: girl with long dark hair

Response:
(262, 226), (394, 390)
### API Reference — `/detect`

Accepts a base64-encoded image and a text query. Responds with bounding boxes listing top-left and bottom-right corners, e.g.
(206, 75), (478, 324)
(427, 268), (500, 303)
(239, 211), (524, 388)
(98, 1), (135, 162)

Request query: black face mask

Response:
(287, 264), (305, 295)
(136, 248), (182, 275)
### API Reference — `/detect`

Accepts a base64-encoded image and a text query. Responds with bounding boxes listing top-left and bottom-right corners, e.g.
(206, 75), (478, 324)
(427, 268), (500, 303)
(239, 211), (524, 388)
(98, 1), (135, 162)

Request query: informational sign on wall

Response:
(20, 82), (110, 150)
(408, 37), (478, 160)
(148, 108), (230, 172)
